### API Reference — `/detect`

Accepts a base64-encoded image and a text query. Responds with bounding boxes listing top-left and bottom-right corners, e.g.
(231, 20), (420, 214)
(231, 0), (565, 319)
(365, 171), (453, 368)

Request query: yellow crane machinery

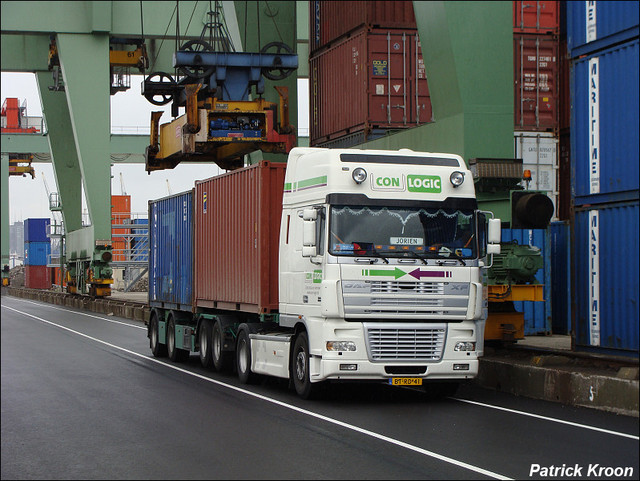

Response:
(141, 8), (298, 172)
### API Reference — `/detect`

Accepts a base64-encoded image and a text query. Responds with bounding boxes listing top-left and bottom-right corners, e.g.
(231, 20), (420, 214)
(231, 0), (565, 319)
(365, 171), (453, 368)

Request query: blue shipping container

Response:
(571, 38), (639, 205)
(131, 218), (149, 262)
(501, 228), (552, 336)
(24, 218), (51, 243)
(567, 0), (639, 57)
(573, 201), (639, 357)
(550, 221), (571, 335)
(148, 192), (193, 310)
(24, 241), (51, 266)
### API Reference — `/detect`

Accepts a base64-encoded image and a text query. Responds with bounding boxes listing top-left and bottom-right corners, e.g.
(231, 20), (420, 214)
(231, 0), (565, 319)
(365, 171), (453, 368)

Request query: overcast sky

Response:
(2, 72), (309, 224)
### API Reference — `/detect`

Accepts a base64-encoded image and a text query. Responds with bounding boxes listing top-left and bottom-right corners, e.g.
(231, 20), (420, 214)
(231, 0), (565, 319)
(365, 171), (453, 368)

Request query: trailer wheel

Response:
(213, 321), (232, 372)
(167, 315), (189, 362)
(198, 319), (213, 368)
(292, 332), (320, 400)
(236, 328), (257, 384)
(149, 312), (167, 358)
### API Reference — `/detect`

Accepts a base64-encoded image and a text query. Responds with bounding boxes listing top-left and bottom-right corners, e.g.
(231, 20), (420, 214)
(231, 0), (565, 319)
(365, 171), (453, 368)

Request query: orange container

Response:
(111, 195), (131, 244)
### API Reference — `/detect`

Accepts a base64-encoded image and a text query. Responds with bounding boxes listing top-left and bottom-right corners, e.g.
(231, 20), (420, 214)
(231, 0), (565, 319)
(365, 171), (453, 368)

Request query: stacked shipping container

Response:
(148, 162), (286, 314)
(23, 218), (51, 289)
(512, 1), (562, 221)
(567, 1), (639, 357)
(111, 195), (131, 262)
(309, 1), (432, 147)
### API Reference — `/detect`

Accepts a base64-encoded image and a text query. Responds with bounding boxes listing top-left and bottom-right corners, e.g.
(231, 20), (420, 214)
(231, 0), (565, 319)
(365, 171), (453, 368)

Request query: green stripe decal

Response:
(362, 267), (407, 280)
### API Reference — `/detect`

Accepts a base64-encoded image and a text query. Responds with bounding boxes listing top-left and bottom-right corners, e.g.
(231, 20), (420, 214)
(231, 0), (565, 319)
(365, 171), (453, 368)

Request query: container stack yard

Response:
(567, 1), (639, 357)
(309, 0), (432, 147)
(23, 218), (51, 289)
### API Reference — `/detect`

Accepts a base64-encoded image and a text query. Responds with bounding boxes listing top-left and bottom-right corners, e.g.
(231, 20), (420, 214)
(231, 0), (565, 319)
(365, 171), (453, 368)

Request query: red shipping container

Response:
(310, 0), (416, 54)
(194, 162), (286, 314)
(310, 28), (432, 146)
(513, 1), (560, 34)
(111, 195), (131, 244)
(514, 33), (559, 131)
(25, 265), (51, 289)
(112, 239), (127, 262)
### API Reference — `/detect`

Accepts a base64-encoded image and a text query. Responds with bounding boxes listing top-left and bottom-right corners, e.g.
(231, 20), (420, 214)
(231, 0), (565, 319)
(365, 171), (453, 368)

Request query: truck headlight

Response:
(450, 171), (465, 187)
(352, 168), (367, 184)
(454, 341), (476, 351)
(326, 341), (357, 352)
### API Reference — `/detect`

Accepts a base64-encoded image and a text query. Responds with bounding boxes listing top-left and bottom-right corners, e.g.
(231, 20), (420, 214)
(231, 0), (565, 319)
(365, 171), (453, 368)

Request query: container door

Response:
(410, 33), (433, 126)
(368, 31), (409, 127)
(514, 34), (558, 131)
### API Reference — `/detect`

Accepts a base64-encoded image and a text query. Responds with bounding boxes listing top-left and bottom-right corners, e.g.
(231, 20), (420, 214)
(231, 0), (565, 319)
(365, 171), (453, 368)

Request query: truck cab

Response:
(275, 147), (501, 397)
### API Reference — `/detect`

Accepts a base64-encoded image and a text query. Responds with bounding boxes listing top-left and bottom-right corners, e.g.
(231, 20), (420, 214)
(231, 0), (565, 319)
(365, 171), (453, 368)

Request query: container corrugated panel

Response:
(25, 265), (51, 289)
(567, 0), (639, 56)
(571, 39), (639, 205)
(148, 191), (194, 310)
(501, 228), (552, 336)
(558, 131), (571, 221)
(111, 195), (131, 244)
(194, 162), (286, 314)
(310, 0), (416, 54)
(559, 38), (570, 131)
(24, 241), (51, 266)
(573, 202), (639, 356)
(550, 221), (570, 335)
(513, 1), (559, 34)
(310, 28), (432, 145)
(24, 218), (50, 243)
(514, 33), (559, 131)
(132, 218), (148, 262)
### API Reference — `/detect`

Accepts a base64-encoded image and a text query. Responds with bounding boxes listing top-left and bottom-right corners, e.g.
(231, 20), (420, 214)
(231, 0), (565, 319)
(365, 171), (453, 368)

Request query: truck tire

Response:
(149, 312), (167, 358)
(212, 320), (232, 372)
(292, 332), (320, 400)
(167, 315), (189, 362)
(198, 319), (213, 368)
(236, 328), (257, 384)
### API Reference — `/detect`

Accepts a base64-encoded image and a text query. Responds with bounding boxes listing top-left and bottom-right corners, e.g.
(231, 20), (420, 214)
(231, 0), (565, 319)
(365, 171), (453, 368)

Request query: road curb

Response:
(477, 356), (639, 417)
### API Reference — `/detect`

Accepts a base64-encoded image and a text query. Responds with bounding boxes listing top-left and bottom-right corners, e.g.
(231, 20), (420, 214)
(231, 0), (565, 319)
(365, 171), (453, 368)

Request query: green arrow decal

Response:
(362, 267), (407, 280)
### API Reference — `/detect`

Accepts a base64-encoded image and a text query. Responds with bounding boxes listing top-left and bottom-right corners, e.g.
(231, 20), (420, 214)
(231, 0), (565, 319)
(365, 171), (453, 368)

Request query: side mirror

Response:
(487, 218), (501, 244)
(487, 244), (501, 255)
(302, 208), (317, 257)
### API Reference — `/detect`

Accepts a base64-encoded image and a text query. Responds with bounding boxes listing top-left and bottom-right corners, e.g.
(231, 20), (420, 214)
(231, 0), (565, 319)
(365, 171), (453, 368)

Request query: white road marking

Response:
(451, 397), (639, 441)
(10, 297), (146, 330)
(2, 303), (512, 480)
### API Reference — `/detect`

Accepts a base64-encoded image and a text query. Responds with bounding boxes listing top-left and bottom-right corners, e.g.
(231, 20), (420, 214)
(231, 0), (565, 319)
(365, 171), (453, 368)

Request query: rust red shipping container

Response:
(310, 29), (432, 146)
(194, 162), (286, 314)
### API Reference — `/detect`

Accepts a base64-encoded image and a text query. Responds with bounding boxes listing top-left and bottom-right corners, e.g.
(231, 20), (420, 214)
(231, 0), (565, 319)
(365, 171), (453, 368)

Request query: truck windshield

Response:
(329, 205), (477, 259)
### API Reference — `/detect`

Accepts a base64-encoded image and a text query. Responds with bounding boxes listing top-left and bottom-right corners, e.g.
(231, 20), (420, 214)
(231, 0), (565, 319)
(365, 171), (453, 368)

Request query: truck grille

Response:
(364, 324), (446, 362)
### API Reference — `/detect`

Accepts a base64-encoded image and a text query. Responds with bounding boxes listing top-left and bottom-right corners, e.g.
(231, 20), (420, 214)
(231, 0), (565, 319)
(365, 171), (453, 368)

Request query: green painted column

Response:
(35, 71), (83, 233)
(1, 154), (9, 274)
(56, 33), (112, 243)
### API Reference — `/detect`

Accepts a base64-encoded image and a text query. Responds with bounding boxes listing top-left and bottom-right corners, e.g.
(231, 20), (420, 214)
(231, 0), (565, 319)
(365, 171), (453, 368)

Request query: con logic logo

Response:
(371, 174), (442, 193)
(408, 175), (441, 193)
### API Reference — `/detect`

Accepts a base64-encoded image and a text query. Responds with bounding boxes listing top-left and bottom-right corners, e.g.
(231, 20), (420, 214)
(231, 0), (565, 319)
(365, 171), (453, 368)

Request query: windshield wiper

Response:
(436, 246), (467, 266)
(353, 242), (389, 264)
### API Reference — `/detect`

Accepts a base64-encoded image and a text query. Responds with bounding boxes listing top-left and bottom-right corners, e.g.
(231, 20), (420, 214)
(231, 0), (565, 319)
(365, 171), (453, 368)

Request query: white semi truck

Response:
(147, 147), (501, 399)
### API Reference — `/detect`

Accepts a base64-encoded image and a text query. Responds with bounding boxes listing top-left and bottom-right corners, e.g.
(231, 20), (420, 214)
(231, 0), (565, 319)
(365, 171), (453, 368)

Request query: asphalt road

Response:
(2, 295), (638, 480)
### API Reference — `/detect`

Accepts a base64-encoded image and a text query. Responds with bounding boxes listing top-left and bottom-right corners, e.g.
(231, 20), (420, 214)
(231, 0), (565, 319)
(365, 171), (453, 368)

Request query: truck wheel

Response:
(198, 319), (213, 368)
(167, 315), (189, 363)
(149, 312), (167, 358)
(292, 332), (319, 400)
(212, 321), (232, 372)
(236, 328), (257, 384)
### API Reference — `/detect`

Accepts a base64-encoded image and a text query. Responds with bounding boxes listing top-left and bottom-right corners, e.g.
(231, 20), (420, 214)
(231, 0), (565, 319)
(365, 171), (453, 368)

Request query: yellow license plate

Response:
(389, 378), (423, 386)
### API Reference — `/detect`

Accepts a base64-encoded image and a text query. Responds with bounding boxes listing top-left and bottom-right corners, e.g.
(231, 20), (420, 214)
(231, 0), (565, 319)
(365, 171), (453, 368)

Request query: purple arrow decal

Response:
(409, 269), (452, 279)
